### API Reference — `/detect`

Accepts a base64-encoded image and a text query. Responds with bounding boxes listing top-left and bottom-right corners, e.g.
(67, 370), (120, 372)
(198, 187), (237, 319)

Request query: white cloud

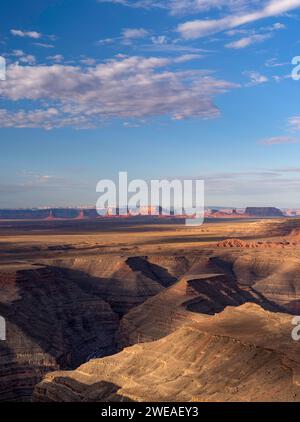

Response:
(0, 57), (236, 129)
(80, 58), (97, 66)
(10, 29), (42, 39)
(151, 35), (168, 45)
(10, 50), (36, 64)
(97, 37), (115, 45)
(167, 0), (260, 16)
(98, 0), (259, 16)
(226, 21), (284, 49)
(98, 27), (149, 46)
(142, 41), (207, 54)
(47, 54), (64, 63)
(33, 42), (54, 49)
(122, 28), (149, 39)
(177, 0), (300, 39)
(265, 57), (289, 67)
(174, 53), (203, 63)
(226, 33), (272, 49)
(271, 22), (286, 29)
(289, 116), (300, 131)
(244, 71), (268, 86)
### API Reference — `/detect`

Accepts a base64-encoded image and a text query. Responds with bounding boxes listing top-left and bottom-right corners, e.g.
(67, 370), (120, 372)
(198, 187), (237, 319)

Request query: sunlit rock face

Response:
(33, 304), (300, 402)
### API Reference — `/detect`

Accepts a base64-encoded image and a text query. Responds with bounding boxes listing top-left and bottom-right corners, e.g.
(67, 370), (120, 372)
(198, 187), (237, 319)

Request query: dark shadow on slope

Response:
(0, 259), (178, 401)
(183, 276), (287, 316)
(0, 266), (121, 402)
(34, 377), (133, 402)
(125, 257), (177, 288)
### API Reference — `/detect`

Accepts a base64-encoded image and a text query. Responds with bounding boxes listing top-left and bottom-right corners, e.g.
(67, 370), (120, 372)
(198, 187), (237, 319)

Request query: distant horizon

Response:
(1, 1), (300, 208)
(0, 205), (297, 211)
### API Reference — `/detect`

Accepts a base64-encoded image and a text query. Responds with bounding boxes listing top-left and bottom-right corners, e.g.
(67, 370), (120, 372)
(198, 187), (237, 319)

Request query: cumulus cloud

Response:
(0, 108), (91, 130)
(0, 57), (236, 129)
(177, 0), (300, 39)
(10, 29), (42, 39)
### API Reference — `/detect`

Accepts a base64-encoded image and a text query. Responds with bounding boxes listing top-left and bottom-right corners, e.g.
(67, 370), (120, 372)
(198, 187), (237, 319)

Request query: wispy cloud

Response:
(173, 53), (203, 63)
(244, 71), (268, 86)
(265, 57), (290, 67)
(97, 0), (260, 16)
(289, 116), (300, 131)
(10, 29), (42, 39)
(226, 22), (284, 49)
(226, 33), (272, 49)
(47, 54), (64, 63)
(33, 42), (54, 49)
(178, 168), (300, 207)
(122, 28), (149, 40)
(140, 40), (208, 54)
(260, 136), (300, 145)
(177, 0), (300, 39)
(98, 27), (149, 46)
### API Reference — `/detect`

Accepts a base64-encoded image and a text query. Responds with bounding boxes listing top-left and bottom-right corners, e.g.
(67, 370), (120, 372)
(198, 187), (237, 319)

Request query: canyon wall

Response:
(0, 256), (183, 401)
(33, 304), (300, 402)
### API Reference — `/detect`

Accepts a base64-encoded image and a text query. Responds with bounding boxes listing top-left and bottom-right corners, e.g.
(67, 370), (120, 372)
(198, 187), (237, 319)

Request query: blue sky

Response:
(1, 0), (300, 208)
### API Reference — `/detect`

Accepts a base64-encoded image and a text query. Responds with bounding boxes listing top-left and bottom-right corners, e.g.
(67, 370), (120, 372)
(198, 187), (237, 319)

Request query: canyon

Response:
(1, 217), (300, 401)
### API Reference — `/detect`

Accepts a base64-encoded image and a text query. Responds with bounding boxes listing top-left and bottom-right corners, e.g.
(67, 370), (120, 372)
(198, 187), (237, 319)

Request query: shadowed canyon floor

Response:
(1, 217), (300, 401)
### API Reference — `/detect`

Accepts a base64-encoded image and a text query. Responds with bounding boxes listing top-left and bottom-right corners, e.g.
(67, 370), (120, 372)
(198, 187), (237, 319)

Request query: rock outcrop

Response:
(117, 250), (300, 348)
(33, 304), (300, 402)
(0, 256), (182, 401)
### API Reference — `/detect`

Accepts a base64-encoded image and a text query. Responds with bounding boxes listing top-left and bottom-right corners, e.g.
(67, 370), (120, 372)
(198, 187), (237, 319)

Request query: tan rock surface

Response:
(2, 218), (300, 402)
(33, 304), (300, 402)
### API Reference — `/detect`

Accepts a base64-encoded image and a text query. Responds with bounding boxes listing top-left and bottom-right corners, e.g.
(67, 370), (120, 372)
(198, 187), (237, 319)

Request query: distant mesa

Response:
(0, 205), (294, 221)
(245, 207), (284, 217)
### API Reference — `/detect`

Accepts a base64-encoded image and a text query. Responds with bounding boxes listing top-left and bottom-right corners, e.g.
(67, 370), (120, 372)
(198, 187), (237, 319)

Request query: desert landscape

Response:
(1, 216), (300, 402)
(2, 0), (300, 412)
